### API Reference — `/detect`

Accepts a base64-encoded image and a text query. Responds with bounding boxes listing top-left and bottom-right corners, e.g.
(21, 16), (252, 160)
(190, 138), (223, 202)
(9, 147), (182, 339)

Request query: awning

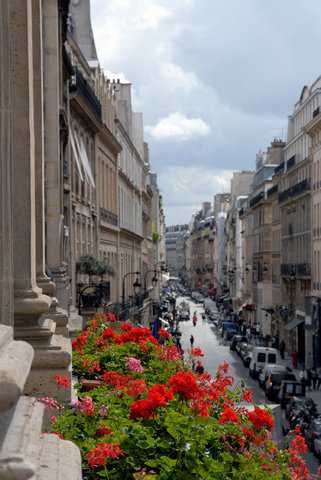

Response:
(69, 125), (84, 181)
(285, 317), (305, 331)
(69, 125), (95, 187)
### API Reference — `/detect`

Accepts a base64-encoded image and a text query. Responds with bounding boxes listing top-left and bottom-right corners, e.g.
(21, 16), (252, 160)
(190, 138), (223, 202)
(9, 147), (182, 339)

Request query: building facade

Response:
(165, 224), (189, 276)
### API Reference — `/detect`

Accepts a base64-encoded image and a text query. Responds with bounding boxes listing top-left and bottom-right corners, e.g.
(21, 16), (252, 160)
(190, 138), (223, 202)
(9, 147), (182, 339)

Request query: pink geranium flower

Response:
(126, 357), (144, 373)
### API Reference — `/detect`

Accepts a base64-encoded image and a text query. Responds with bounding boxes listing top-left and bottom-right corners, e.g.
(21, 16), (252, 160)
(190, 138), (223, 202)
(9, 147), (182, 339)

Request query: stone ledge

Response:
(0, 325), (13, 351)
(0, 341), (34, 412)
(37, 435), (82, 480)
(31, 334), (71, 369)
(0, 397), (44, 479)
(0, 398), (82, 480)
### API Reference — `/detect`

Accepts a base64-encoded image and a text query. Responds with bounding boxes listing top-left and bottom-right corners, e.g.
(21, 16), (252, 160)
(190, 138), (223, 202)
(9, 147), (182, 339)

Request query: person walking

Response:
(279, 340), (285, 360)
(195, 361), (204, 375)
(291, 350), (298, 369)
(190, 335), (194, 348)
(192, 312), (197, 327)
(311, 367), (318, 390)
(317, 367), (321, 390)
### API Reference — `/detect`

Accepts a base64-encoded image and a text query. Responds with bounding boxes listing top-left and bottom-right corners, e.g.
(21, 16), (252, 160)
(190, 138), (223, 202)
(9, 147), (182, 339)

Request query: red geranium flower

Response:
(120, 322), (133, 331)
(95, 426), (113, 436)
(158, 328), (171, 339)
(87, 443), (124, 468)
(169, 371), (200, 400)
(122, 379), (146, 397)
(247, 407), (274, 431)
(219, 406), (240, 424)
(105, 312), (117, 322)
(102, 371), (130, 388)
(102, 327), (116, 340)
(54, 374), (70, 388)
(242, 389), (253, 403)
(160, 345), (182, 361)
(190, 347), (204, 357)
(129, 399), (154, 420)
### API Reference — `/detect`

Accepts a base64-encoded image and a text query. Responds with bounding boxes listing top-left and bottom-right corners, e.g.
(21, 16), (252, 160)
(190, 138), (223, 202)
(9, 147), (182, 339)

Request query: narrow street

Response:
(178, 297), (267, 403)
(177, 296), (321, 474)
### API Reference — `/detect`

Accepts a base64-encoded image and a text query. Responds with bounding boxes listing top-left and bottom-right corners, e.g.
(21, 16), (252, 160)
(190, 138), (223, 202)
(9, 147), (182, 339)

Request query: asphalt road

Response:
(176, 296), (320, 474)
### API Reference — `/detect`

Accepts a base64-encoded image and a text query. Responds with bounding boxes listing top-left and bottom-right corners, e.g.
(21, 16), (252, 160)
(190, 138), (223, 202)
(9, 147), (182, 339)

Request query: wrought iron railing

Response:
(278, 178), (310, 203)
(249, 191), (264, 208)
(267, 185), (278, 197)
(281, 263), (311, 277)
(72, 68), (102, 121)
(274, 162), (284, 175)
(286, 155), (296, 171)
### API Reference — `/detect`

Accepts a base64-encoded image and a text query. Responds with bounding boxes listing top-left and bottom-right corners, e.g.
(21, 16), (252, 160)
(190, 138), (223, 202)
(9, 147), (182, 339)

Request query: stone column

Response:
(0, 0), (14, 327)
(10, 0), (71, 402)
(33, 0), (69, 335)
(43, 0), (70, 311)
(10, 0), (51, 320)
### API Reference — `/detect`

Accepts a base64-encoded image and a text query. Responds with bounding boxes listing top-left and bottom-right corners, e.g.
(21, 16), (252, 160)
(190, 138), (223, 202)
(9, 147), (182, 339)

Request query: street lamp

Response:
(122, 271), (141, 306)
(144, 269), (159, 292)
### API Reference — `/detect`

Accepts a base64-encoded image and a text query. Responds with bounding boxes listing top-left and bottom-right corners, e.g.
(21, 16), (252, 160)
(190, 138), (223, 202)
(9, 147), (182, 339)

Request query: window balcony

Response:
(274, 162), (285, 175)
(71, 68), (102, 122)
(100, 207), (118, 227)
(286, 155), (296, 171)
(281, 263), (311, 278)
(278, 178), (310, 204)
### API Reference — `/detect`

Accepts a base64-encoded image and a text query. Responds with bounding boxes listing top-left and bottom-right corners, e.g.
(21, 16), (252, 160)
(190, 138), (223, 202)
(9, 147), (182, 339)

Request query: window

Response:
(268, 353), (277, 364)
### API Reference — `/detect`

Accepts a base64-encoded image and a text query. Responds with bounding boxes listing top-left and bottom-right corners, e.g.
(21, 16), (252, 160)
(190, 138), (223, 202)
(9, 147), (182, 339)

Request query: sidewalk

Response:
(280, 354), (321, 412)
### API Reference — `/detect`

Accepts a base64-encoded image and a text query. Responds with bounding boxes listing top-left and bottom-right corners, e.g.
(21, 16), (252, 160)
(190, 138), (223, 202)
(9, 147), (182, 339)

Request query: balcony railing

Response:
(278, 178), (310, 204)
(100, 207), (118, 226)
(274, 161), (284, 175)
(267, 185), (278, 197)
(286, 155), (296, 171)
(249, 191), (264, 208)
(281, 263), (311, 278)
(72, 68), (102, 122)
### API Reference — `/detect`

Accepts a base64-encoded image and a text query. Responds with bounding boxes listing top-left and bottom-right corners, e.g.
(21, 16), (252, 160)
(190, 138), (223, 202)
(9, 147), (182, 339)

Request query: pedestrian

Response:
(190, 335), (194, 348)
(195, 361), (204, 375)
(279, 340), (285, 360)
(299, 369), (307, 389)
(291, 351), (298, 369)
(317, 367), (321, 390)
(306, 368), (312, 390)
(192, 312), (197, 327)
(311, 367), (318, 390)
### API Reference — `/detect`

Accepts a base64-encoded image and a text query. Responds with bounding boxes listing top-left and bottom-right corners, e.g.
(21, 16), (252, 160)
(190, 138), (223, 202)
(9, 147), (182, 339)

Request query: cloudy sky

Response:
(91, 0), (321, 224)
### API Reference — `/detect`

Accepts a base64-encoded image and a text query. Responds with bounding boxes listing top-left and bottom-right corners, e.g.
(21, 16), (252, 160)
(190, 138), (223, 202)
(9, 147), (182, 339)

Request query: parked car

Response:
(305, 417), (321, 453)
(249, 347), (280, 379)
(278, 381), (306, 409)
(221, 322), (240, 341)
(230, 335), (247, 352)
(236, 340), (248, 356)
(258, 364), (286, 389)
(241, 344), (253, 367)
(261, 366), (296, 399)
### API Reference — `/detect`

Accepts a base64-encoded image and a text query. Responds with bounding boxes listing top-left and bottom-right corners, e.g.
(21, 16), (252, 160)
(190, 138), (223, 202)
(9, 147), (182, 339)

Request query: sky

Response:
(90, 0), (321, 225)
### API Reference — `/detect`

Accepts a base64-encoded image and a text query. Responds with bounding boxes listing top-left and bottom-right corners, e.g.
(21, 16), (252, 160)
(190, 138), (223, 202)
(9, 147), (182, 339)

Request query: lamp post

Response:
(122, 271), (141, 307)
(144, 269), (158, 293)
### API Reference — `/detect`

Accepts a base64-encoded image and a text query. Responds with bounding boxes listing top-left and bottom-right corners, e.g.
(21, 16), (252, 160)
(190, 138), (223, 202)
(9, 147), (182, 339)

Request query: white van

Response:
(249, 347), (280, 379)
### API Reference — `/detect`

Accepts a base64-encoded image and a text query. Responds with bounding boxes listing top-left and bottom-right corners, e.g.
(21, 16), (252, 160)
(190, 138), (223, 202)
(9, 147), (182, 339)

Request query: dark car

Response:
(222, 322), (240, 341)
(265, 370), (296, 401)
(278, 381), (306, 409)
(230, 335), (247, 352)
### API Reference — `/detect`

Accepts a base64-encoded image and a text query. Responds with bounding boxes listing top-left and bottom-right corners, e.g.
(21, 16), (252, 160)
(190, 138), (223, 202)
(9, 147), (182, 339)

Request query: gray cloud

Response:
(91, 0), (321, 223)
